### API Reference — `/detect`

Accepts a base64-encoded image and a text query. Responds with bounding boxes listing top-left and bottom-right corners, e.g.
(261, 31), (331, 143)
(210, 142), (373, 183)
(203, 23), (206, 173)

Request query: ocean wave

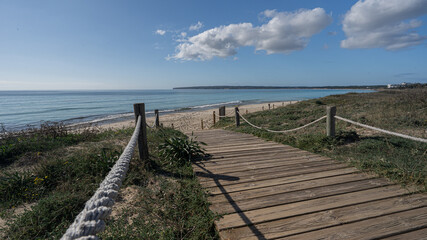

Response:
(187, 100), (242, 109)
(67, 113), (134, 127)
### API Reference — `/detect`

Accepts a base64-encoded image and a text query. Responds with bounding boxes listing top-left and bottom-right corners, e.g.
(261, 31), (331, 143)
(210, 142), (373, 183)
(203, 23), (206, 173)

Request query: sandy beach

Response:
(101, 101), (296, 132)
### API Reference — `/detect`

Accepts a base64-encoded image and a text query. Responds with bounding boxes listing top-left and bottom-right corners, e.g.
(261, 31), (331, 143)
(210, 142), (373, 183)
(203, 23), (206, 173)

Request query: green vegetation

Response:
(1, 125), (217, 239)
(217, 88), (427, 190)
(0, 122), (104, 167)
(159, 136), (206, 166)
(100, 129), (218, 240)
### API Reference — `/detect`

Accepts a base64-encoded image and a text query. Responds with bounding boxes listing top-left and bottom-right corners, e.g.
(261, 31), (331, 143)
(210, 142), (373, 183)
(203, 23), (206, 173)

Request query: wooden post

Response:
(246, 109), (248, 114)
(273, 104), (275, 109)
(133, 103), (149, 160)
(154, 109), (160, 128)
(268, 103), (271, 110)
(327, 106), (336, 137)
(235, 107), (240, 127)
(213, 111), (216, 125)
(219, 106), (225, 120)
(282, 102), (284, 106)
(201, 119), (204, 130)
(262, 106), (264, 111)
(171, 123), (174, 129)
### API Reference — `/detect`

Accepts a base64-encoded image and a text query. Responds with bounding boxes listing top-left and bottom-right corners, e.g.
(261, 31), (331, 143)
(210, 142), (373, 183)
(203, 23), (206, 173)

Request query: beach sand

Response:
(101, 101), (296, 132)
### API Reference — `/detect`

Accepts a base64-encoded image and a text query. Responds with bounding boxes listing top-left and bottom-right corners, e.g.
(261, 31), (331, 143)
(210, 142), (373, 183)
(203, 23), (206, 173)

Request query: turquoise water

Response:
(0, 89), (373, 130)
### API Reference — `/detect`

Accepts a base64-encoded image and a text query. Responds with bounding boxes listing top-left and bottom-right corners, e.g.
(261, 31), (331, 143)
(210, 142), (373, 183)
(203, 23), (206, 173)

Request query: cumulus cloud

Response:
(341, 0), (427, 50)
(169, 8), (332, 61)
(155, 29), (166, 35)
(189, 21), (203, 31)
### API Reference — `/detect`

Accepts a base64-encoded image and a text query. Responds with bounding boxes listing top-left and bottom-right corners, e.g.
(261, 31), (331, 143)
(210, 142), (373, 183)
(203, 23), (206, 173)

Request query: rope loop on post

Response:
(146, 121), (156, 129)
(335, 116), (427, 143)
(61, 116), (142, 240)
(236, 110), (326, 133)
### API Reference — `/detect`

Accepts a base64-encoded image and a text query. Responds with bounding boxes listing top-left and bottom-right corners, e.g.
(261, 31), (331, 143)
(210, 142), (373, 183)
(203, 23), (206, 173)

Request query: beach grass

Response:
(0, 122), (105, 168)
(0, 126), (218, 239)
(217, 88), (427, 190)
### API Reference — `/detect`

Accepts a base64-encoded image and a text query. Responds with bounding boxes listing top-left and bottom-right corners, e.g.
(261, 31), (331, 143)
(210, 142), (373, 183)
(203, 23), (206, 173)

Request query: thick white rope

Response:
(335, 116), (427, 143)
(237, 111), (327, 133)
(61, 116), (142, 240)
(146, 121), (156, 129)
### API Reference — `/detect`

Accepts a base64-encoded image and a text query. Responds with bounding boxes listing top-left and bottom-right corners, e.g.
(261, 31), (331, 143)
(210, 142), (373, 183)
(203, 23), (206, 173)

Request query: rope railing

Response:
(218, 112), (235, 118)
(146, 121), (156, 129)
(237, 110), (327, 133)
(61, 115), (142, 240)
(335, 116), (427, 143)
(229, 105), (426, 143)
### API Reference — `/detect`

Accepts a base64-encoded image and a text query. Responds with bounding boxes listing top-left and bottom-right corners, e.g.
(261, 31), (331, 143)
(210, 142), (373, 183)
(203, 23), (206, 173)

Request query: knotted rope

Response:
(237, 110), (327, 133)
(61, 115), (142, 240)
(335, 116), (427, 143)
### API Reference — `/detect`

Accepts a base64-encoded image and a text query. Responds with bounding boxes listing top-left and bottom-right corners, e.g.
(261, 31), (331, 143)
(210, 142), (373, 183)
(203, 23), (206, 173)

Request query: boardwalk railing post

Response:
(327, 106), (336, 137)
(133, 103), (149, 160)
(201, 119), (204, 130)
(235, 107), (240, 127)
(213, 111), (216, 125)
(268, 103), (271, 110)
(154, 109), (160, 128)
(219, 106), (225, 121)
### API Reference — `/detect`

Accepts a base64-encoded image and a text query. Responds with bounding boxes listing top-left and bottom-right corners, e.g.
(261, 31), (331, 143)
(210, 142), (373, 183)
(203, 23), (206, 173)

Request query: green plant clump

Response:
(158, 136), (207, 166)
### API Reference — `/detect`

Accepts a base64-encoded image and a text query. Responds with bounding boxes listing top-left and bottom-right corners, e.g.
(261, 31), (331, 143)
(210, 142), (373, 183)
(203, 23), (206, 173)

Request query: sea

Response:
(0, 89), (373, 131)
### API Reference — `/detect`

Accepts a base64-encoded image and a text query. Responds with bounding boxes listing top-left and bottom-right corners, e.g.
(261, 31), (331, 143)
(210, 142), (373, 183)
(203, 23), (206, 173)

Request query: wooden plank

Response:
(199, 138), (263, 145)
(217, 185), (410, 230)
(381, 228), (427, 240)
(206, 144), (289, 154)
(207, 146), (294, 157)
(211, 178), (391, 215)
(196, 159), (339, 179)
(198, 162), (346, 189)
(220, 194), (427, 240)
(200, 163), (349, 188)
(198, 149), (317, 167)
(206, 148), (305, 161)
(204, 140), (273, 149)
(198, 160), (343, 186)
(209, 173), (377, 204)
(205, 141), (274, 150)
(281, 207), (427, 240)
(196, 156), (331, 175)
(206, 168), (358, 194)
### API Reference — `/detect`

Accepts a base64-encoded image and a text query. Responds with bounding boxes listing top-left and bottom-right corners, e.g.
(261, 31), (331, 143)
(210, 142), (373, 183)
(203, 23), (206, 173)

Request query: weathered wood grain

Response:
(189, 129), (426, 239)
(220, 194), (427, 239)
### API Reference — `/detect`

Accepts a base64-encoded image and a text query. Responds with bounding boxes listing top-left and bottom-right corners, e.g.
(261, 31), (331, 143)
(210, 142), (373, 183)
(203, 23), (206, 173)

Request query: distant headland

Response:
(173, 85), (386, 90)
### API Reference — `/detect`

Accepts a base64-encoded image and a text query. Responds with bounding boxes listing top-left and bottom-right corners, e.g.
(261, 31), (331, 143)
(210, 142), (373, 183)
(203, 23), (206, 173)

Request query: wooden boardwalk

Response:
(190, 129), (427, 240)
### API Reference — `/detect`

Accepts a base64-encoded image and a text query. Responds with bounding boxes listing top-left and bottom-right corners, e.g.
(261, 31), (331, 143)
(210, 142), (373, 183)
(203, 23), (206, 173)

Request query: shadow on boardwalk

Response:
(190, 129), (427, 240)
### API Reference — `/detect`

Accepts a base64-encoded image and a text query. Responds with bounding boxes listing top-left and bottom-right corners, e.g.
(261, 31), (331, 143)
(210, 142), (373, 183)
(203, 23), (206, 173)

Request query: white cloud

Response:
(155, 29), (166, 36)
(169, 8), (332, 61)
(189, 21), (203, 31)
(181, 32), (187, 37)
(341, 0), (427, 50)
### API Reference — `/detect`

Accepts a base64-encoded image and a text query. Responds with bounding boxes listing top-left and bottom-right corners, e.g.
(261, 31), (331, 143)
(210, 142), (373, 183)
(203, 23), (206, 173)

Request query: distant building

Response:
(387, 82), (412, 89)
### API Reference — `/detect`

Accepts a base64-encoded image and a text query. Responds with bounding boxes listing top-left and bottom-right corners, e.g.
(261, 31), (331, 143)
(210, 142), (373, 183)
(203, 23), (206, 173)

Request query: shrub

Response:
(158, 136), (206, 166)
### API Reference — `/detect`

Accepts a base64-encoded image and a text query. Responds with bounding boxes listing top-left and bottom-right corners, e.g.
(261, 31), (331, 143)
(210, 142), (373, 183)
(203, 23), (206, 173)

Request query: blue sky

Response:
(1, 0), (427, 90)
